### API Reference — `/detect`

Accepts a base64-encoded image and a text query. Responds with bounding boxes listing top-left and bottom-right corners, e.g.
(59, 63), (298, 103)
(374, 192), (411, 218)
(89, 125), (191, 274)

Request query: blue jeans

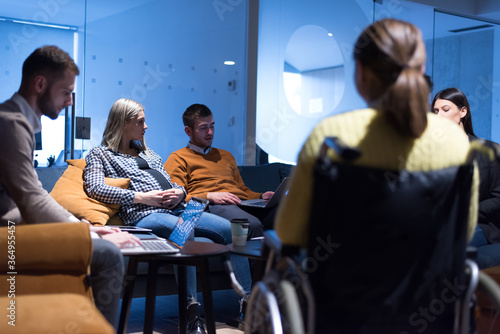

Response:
(135, 210), (252, 302)
(469, 225), (500, 269)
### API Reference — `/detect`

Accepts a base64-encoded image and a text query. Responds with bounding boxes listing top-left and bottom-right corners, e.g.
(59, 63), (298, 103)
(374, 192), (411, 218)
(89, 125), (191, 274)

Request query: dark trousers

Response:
(208, 205), (278, 238)
(90, 238), (125, 329)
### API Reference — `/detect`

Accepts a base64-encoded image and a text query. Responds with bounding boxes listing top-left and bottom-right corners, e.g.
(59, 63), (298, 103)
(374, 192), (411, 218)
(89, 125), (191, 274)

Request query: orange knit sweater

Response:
(164, 147), (261, 201)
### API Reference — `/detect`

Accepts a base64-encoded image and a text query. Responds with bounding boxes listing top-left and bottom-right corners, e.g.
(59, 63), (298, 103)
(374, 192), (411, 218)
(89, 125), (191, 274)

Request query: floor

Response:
(120, 286), (500, 334)
(124, 289), (243, 334)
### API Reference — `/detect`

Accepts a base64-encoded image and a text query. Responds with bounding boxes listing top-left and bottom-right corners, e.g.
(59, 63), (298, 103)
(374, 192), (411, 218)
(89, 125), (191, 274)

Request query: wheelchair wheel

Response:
(244, 269), (308, 334)
(279, 280), (305, 334)
(245, 281), (283, 334)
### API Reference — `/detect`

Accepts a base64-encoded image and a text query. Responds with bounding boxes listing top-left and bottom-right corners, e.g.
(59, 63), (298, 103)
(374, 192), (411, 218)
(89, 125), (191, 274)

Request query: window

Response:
(0, 19), (76, 167)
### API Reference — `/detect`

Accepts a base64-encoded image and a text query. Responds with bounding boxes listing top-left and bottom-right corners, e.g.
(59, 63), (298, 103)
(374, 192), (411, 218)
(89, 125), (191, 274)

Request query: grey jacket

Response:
(0, 98), (75, 225)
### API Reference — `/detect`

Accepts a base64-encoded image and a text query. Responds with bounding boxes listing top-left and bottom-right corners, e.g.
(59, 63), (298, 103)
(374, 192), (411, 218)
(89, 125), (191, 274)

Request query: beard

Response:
(38, 88), (61, 120)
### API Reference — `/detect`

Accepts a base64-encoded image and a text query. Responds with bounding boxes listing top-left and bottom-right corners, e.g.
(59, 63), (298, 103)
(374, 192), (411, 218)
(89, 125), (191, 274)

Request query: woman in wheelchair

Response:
(274, 19), (479, 333)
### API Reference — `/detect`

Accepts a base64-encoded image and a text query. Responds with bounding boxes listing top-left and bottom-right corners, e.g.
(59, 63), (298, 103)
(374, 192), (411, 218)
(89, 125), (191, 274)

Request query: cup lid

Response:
(230, 218), (250, 223)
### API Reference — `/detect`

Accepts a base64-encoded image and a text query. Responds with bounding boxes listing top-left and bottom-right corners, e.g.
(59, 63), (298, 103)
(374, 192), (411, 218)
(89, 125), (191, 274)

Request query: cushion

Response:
(50, 160), (130, 225)
(67, 158), (86, 170)
(0, 223), (93, 298)
(0, 294), (114, 334)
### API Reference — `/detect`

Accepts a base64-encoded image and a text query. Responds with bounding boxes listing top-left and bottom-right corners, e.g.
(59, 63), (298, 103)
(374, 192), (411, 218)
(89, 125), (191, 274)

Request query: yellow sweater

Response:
(164, 147), (261, 201)
(275, 108), (479, 248)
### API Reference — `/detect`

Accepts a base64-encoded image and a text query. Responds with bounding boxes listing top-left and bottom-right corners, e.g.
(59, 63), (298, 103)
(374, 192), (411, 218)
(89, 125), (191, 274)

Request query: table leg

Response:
(178, 265), (188, 334)
(253, 258), (266, 283)
(200, 259), (216, 334)
(118, 256), (139, 334)
(144, 260), (159, 334)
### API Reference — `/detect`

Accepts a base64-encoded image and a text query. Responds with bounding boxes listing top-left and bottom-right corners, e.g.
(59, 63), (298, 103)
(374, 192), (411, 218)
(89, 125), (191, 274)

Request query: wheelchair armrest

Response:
(263, 230), (300, 258)
(264, 230), (282, 254)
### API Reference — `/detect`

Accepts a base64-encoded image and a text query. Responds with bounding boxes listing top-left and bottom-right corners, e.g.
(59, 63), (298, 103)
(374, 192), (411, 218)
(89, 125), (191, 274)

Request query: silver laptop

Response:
(238, 177), (289, 209)
(121, 197), (209, 255)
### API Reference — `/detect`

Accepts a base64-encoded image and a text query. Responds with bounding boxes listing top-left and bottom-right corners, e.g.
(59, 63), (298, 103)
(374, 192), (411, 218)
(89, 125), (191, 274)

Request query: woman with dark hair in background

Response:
(433, 87), (500, 269)
(432, 87), (475, 136)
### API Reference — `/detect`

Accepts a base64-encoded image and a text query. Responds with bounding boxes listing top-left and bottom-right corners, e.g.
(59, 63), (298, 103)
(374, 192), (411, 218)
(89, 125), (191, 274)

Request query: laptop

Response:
(121, 197), (209, 255)
(238, 177), (290, 209)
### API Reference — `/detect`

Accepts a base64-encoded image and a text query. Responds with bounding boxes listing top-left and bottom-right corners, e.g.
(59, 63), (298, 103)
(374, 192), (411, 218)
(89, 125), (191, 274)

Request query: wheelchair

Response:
(238, 137), (500, 334)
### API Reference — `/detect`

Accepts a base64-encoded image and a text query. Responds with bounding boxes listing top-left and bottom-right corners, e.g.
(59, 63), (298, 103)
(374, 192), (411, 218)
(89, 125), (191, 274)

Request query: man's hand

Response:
(90, 226), (142, 249)
(89, 225), (121, 235)
(262, 191), (274, 200)
(102, 232), (142, 249)
(207, 192), (241, 205)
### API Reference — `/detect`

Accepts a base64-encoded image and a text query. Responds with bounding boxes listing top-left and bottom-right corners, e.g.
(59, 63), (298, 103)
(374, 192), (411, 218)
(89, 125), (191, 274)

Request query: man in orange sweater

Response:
(164, 104), (275, 237)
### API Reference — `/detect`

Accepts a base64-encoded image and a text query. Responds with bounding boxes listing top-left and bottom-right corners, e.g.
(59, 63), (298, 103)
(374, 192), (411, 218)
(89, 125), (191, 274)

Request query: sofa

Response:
(0, 223), (114, 333)
(36, 162), (293, 298)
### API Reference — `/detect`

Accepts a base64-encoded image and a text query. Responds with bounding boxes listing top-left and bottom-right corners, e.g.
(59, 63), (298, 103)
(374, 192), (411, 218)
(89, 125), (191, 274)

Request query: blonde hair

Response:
(353, 18), (429, 138)
(101, 98), (148, 153)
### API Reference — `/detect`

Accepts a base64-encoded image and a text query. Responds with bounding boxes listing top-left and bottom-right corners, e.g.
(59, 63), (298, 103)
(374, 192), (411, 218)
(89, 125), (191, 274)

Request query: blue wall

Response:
(256, 0), (370, 163)
(82, 0), (249, 164)
(433, 29), (494, 140)
(1, 0), (499, 165)
(256, 0), (499, 163)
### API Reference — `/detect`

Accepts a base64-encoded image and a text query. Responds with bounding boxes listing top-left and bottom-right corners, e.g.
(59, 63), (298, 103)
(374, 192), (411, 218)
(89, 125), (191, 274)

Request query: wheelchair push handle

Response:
(320, 137), (361, 162)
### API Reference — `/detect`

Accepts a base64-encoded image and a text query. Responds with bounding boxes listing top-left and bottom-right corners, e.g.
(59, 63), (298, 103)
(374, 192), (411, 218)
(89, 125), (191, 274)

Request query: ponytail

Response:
(354, 18), (429, 139)
(381, 67), (429, 138)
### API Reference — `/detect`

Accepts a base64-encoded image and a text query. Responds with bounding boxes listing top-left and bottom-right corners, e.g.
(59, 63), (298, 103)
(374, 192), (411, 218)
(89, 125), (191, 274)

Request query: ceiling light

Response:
(224, 61), (235, 65)
(449, 24), (493, 33)
(1, 16), (77, 31)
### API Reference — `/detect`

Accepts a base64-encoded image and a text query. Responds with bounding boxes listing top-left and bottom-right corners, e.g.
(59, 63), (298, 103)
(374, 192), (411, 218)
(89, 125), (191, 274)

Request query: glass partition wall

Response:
(432, 11), (500, 143)
(0, 1), (85, 167)
(1, 0), (499, 166)
(83, 0), (251, 163)
(374, 3), (500, 143)
(0, 0), (251, 166)
(257, 0), (500, 163)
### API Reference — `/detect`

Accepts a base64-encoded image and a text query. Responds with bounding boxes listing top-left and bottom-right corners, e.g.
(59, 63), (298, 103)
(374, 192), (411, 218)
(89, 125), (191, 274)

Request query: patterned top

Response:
(84, 146), (185, 225)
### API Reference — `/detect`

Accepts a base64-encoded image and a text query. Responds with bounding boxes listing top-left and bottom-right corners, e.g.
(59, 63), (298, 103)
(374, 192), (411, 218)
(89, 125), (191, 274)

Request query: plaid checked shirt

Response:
(84, 146), (186, 225)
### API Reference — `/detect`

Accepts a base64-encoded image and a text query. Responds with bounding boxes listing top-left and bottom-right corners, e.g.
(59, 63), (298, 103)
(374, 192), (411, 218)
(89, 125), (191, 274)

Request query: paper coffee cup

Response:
(230, 218), (249, 246)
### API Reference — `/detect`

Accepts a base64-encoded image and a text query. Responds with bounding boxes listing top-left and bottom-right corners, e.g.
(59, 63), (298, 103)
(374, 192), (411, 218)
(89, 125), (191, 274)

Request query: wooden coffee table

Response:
(118, 241), (228, 334)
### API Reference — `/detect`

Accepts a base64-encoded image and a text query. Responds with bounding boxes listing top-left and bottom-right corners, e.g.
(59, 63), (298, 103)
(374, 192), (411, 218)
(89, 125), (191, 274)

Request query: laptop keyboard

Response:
(141, 240), (178, 252)
(242, 199), (267, 205)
